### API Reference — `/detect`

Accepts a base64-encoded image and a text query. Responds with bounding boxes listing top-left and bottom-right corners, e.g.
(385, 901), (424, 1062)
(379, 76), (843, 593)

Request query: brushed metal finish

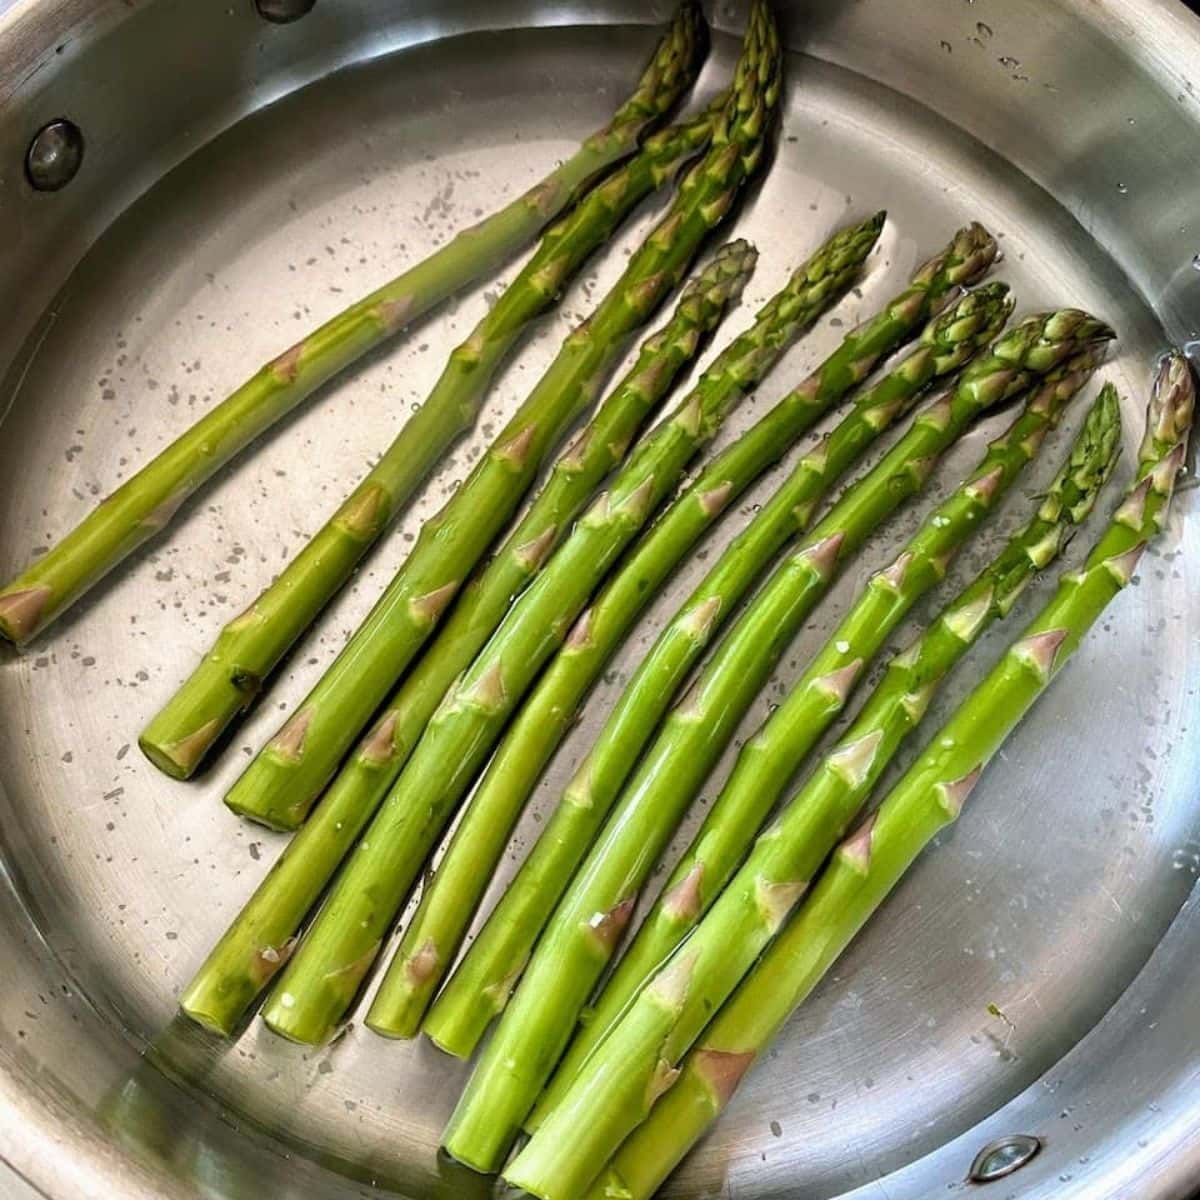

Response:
(1, 2), (1198, 1199)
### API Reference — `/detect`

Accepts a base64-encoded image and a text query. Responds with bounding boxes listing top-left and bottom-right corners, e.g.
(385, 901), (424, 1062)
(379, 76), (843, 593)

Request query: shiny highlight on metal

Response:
(24, 118), (84, 191)
(967, 1134), (1043, 1184)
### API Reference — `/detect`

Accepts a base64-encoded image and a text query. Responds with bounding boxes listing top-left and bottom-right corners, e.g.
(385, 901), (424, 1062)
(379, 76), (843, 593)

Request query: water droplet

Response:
(940, 39), (953, 53)
(1117, 182), (1129, 194)
(1191, 253), (1200, 272)
(976, 21), (993, 37)
(999, 55), (1021, 69)
(1127, 116), (1137, 125)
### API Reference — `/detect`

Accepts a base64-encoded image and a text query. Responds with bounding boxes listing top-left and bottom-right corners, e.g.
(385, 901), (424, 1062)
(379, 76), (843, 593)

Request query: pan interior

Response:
(0, 18), (1197, 1200)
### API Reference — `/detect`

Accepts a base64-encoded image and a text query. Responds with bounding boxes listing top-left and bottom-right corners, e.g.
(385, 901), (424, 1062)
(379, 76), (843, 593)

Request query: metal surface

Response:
(0, 2), (1198, 1199)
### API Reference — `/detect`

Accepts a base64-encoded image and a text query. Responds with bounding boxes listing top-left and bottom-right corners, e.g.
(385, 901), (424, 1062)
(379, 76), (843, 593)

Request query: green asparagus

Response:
(508, 387), (1122, 1199)
(440, 310), (1113, 1173)
(258, 218), (874, 1047)
(0, 3), (707, 647)
(585, 354), (1193, 1200)
(224, 0), (782, 830)
(536, 356), (1119, 1122)
(182, 212), (1000, 1044)
(423, 223), (999, 1058)
(178, 240), (757, 1035)
(140, 99), (724, 779)
(380, 276), (1008, 1041)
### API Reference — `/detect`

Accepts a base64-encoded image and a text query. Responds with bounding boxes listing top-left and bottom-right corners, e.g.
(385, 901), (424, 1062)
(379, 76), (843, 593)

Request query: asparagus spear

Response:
(423, 223), (999, 1058)
(585, 355), (1193, 1200)
(0, 3), (707, 647)
(178, 240), (757, 1035)
(259, 215), (874, 1047)
(139, 99), (724, 779)
(536, 353), (1117, 1118)
(507, 387), (1122, 1199)
(440, 311), (1113, 1174)
(377, 277), (1009, 1040)
(224, 0), (782, 830)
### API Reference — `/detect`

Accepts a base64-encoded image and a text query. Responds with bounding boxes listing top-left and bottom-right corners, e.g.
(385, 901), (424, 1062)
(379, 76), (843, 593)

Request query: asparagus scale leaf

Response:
(439, 310), (1114, 1174)
(177, 242), (755, 1036)
(423, 222), (999, 1059)
(222, 0), (783, 831)
(140, 95), (724, 779)
(507, 387), (1122, 1200)
(0, 2), (708, 646)
(586, 353), (1193, 1200)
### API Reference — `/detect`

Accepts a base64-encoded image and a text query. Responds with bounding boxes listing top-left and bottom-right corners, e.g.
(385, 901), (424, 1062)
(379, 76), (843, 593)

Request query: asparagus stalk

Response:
(380, 277), (1008, 1041)
(537, 352), (1117, 1118)
(423, 223), (999, 1058)
(585, 354), (1193, 1200)
(178, 241), (757, 1035)
(139, 100), (724, 779)
(223, 0), (783, 830)
(508, 387), (1122, 1199)
(440, 310), (1113, 1174)
(258, 216), (873, 1047)
(0, 4), (707, 647)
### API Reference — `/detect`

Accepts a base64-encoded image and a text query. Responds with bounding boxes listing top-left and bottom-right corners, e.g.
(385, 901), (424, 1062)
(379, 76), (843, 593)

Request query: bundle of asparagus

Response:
(12, 0), (1176, 1188)
(180, 199), (884, 1035)
(140, 93), (724, 779)
(506, 386), (1123, 1198)
(180, 220), (1005, 1043)
(377, 270), (1008, 1041)
(179, 238), (758, 1034)
(440, 310), (1114, 1173)
(256, 212), (877, 1047)
(0, 2), (707, 647)
(533, 352), (1120, 1117)
(576, 353), (1192, 1200)
(421, 221), (1000, 1057)
(222, 0), (783, 832)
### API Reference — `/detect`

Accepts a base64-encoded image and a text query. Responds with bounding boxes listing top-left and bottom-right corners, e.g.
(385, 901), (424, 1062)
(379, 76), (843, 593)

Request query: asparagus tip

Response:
(1147, 350), (1196, 452)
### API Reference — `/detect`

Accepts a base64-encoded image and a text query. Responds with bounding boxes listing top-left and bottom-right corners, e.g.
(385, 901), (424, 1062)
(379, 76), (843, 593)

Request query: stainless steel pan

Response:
(1, 1), (1199, 1197)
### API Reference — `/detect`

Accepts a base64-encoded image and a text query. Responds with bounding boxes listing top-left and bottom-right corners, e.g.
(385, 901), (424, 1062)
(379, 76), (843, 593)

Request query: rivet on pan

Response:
(967, 1134), (1042, 1183)
(25, 119), (84, 191)
(255, 0), (317, 23)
